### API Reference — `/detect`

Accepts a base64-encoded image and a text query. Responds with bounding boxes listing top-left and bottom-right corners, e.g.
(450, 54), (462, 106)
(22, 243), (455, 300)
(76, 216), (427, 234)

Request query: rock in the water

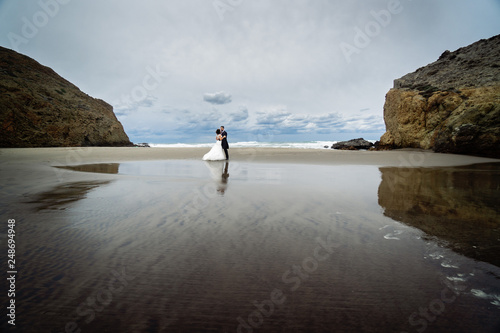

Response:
(0, 46), (132, 147)
(380, 34), (500, 158)
(331, 138), (373, 150)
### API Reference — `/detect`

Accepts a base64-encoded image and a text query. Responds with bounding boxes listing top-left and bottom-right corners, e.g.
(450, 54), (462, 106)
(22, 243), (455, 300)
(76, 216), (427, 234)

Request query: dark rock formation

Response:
(0, 46), (132, 147)
(378, 163), (500, 267)
(134, 142), (150, 147)
(372, 141), (392, 151)
(380, 34), (500, 158)
(331, 138), (373, 150)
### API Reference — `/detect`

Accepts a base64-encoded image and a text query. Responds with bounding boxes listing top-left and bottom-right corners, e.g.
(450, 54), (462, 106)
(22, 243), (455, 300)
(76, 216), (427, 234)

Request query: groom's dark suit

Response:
(221, 130), (229, 160)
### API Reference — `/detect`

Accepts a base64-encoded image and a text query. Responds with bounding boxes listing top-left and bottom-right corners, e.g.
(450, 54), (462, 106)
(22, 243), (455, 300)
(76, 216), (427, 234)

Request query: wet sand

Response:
(1, 148), (499, 332)
(1, 147), (497, 199)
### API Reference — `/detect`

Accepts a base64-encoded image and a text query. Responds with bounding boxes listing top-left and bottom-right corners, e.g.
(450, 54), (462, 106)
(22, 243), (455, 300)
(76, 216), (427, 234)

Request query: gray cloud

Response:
(114, 95), (158, 116)
(228, 106), (249, 122)
(0, 0), (498, 143)
(203, 91), (232, 105)
(255, 109), (383, 135)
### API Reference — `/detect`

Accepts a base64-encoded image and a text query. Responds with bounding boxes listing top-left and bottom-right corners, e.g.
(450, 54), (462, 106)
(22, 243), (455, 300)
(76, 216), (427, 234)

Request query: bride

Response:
(202, 129), (226, 161)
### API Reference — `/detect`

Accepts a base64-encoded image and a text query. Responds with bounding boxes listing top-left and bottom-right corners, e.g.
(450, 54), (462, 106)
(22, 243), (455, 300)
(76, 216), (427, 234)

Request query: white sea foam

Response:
(471, 289), (489, 298)
(428, 252), (444, 260)
(383, 229), (403, 240)
(441, 261), (460, 269)
(446, 276), (467, 282)
(471, 289), (500, 307)
(149, 141), (376, 149)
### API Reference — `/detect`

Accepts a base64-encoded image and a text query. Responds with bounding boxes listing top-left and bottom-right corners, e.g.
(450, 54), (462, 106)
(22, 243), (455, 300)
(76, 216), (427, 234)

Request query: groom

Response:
(220, 126), (229, 160)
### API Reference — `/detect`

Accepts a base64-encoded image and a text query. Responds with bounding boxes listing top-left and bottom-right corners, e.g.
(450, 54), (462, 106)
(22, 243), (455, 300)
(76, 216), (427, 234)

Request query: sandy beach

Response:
(1, 147), (497, 204)
(2, 1), (499, 331)
(1, 147), (498, 201)
(3, 146), (500, 165)
(1, 147), (499, 332)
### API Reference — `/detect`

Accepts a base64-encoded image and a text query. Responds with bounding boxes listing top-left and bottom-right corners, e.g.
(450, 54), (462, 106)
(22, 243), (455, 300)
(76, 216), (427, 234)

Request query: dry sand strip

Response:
(1, 147), (499, 167)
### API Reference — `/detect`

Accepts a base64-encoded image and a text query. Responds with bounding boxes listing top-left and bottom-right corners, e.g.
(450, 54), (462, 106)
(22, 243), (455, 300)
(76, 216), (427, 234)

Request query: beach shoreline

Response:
(1, 146), (499, 166)
(1, 146), (498, 209)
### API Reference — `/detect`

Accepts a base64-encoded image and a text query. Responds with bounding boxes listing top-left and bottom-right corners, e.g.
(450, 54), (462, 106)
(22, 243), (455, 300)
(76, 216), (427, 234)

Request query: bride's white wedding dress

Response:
(202, 140), (226, 161)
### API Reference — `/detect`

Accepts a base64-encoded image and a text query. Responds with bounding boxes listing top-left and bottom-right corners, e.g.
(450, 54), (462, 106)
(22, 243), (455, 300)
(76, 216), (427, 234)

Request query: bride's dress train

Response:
(202, 141), (226, 161)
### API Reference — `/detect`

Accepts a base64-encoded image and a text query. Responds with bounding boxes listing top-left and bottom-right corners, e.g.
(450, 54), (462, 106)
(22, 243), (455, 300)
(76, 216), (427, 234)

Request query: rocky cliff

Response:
(0, 47), (132, 147)
(380, 34), (500, 158)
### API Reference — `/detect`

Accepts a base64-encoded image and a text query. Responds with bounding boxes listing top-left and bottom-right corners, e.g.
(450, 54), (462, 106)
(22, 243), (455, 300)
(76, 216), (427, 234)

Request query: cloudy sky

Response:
(1, 0), (499, 143)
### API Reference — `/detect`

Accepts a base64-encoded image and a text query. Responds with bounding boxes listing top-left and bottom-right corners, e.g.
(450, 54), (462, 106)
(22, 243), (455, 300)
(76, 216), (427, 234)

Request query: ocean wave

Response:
(149, 141), (376, 149)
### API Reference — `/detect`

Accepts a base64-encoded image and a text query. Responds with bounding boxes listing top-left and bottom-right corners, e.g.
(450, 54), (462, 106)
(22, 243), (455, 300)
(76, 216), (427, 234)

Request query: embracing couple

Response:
(202, 126), (229, 161)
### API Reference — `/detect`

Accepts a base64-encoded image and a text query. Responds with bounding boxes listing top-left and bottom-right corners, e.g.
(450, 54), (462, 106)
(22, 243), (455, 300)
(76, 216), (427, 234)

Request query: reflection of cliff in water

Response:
(28, 181), (111, 211)
(55, 163), (120, 174)
(378, 163), (500, 267)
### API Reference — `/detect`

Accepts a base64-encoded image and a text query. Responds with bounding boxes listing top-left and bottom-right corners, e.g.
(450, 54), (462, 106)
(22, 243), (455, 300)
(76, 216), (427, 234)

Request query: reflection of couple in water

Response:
(204, 160), (230, 195)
